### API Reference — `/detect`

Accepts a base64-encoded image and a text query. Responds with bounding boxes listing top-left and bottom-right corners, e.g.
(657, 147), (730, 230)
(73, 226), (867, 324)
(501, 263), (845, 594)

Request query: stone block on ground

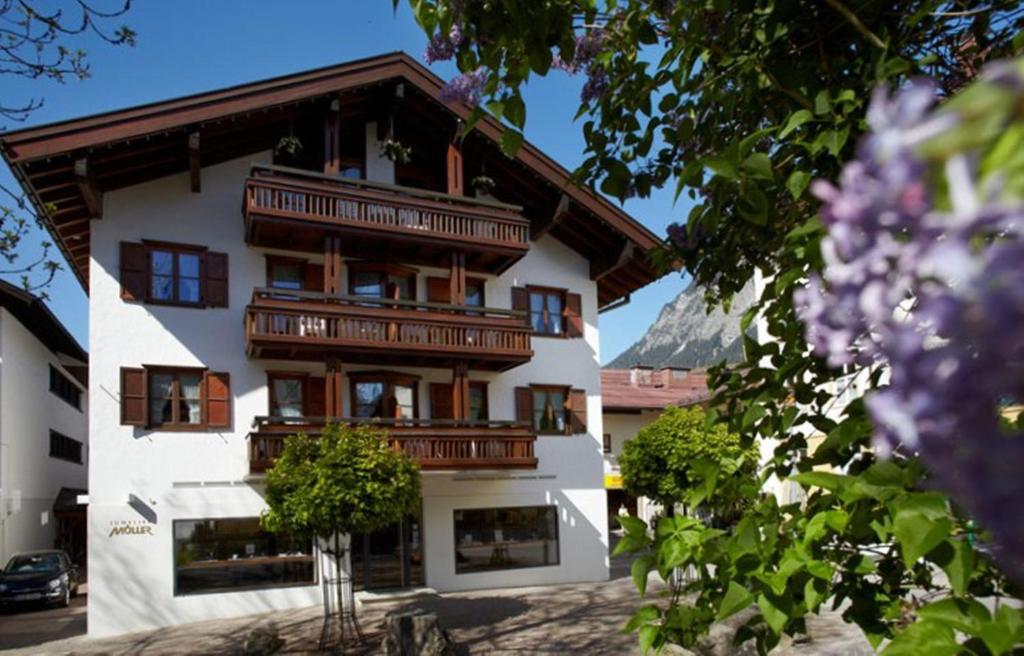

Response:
(379, 609), (456, 656)
(241, 622), (285, 655)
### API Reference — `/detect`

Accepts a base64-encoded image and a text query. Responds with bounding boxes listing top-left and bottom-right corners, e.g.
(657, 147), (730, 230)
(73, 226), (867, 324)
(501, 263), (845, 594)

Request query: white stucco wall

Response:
(0, 308), (88, 566)
(87, 142), (609, 635)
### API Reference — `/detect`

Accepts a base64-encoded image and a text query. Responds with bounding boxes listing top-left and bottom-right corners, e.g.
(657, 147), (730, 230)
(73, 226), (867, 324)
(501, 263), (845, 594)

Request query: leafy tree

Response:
(619, 405), (757, 522)
(403, 1), (1024, 653)
(0, 0), (135, 295)
(261, 423), (420, 643)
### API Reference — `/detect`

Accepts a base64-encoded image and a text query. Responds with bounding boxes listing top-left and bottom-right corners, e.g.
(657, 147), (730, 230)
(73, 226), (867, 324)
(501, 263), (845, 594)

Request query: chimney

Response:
(659, 366), (691, 388)
(629, 364), (654, 387)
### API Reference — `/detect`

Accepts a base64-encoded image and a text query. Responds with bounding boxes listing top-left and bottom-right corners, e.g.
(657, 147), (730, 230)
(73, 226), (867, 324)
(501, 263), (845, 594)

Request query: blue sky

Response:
(0, 1), (692, 363)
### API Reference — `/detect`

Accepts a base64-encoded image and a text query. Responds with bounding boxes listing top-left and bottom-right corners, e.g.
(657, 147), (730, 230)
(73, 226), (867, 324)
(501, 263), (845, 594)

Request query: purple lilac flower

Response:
(424, 23), (464, 64)
(794, 64), (1024, 582)
(439, 68), (486, 108)
(581, 66), (610, 104)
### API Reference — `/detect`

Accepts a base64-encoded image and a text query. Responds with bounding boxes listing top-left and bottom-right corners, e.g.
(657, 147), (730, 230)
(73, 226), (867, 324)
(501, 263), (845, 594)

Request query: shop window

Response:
(453, 506), (559, 574)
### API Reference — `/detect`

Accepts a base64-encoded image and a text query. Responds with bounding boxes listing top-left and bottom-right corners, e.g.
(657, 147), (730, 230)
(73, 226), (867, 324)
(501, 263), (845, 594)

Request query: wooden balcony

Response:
(248, 417), (538, 473)
(244, 165), (531, 274)
(245, 289), (533, 370)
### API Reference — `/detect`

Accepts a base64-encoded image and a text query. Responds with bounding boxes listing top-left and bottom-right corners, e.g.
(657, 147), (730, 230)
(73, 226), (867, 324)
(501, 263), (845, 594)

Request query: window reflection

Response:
(454, 506), (559, 573)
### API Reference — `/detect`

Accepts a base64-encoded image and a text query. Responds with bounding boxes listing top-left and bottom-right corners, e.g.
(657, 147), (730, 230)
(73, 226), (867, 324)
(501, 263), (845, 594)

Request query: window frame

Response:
(347, 262), (418, 300)
(526, 285), (567, 337)
(49, 364), (82, 411)
(453, 505), (560, 575)
(468, 381), (489, 422)
(142, 240), (207, 307)
(146, 366), (206, 430)
(267, 371), (309, 418)
(265, 255), (308, 292)
(603, 433), (612, 454)
(172, 516), (317, 597)
(349, 371), (420, 420)
(49, 429), (83, 464)
(530, 384), (570, 435)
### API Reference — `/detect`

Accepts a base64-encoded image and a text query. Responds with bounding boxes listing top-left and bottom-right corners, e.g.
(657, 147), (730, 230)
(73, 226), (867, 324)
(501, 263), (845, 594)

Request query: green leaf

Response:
(917, 598), (989, 635)
(705, 154), (738, 180)
(600, 159), (632, 199)
(893, 510), (951, 565)
(757, 593), (789, 634)
(631, 555), (654, 597)
(717, 581), (754, 621)
(790, 471), (846, 492)
(779, 109), (813, 138)
(813, 90), (831, 116)
(882, 619), (959, 656)
(623, 604), (661, 633)
(804, 577), (827, 611)
(785, 170), (811, 200)
(980, 605), (1024, 655)
(741, 153), (773, 180)
(500, 129), (524, 156)
(929, 538), (973, 596)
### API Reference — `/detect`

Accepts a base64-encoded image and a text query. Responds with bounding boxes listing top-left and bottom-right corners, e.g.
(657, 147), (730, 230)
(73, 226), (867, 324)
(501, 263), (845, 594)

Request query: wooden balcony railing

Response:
(248, 417), (538, 472)
(245, 165), (530, 251)
(245, 289), (533, 369)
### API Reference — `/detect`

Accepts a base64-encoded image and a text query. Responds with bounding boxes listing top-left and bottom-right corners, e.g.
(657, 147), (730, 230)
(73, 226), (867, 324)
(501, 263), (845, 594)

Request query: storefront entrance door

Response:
(350, 510), (424, 591)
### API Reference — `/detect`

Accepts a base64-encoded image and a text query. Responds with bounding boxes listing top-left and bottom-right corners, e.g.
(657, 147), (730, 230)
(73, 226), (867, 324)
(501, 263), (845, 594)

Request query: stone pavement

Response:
(2, 572), (874, 655)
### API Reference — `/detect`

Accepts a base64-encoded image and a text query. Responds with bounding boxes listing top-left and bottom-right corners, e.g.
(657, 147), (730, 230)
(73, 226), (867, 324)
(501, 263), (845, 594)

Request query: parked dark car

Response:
(0, 550), (79, 608)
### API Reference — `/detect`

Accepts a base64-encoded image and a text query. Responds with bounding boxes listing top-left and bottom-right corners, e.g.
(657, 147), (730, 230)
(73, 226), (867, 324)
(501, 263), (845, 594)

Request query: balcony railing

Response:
(244, 165), (530, 257)
(249, 416), (538, 472)
(245, 289), (533, 369)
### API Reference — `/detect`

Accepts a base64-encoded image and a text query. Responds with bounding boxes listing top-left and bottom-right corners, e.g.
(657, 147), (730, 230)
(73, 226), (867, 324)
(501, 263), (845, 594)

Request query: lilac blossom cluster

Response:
(424, 23), (463, 64)
(795, 64), (1024, 580)
(552, 29), (610, 103)
(439, 67), (486, 108)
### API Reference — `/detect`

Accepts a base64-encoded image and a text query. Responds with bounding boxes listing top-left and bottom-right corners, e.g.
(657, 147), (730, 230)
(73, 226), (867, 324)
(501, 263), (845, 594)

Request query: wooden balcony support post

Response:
(325, 357), (343, 418)
(188, 131), (201, 193)
(323, 97), (341, 175)
(323, 235), (343, 295)
(446, 125), (464, 196)
(449, 250), (466, 305)
(451, 360), (470, 420)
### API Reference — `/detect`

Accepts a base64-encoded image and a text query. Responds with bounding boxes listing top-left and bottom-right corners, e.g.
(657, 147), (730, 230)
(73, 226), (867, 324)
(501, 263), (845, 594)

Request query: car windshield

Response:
(4, 554), (61, 574)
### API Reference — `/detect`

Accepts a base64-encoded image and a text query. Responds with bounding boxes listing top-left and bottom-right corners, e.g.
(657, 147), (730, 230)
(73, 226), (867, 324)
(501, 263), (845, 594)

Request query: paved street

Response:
(0, 569), (874, 655)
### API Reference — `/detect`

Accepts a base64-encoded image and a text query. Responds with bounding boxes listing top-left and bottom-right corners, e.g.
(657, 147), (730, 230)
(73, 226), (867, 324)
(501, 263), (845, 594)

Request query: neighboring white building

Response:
(1, 53), (665, 637)
(600, 365), (709, 524)
(0, 280), (88, 568)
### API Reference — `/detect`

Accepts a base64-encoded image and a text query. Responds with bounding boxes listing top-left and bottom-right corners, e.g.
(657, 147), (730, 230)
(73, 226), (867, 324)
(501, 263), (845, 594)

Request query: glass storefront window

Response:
(453, 506), (559, 574)
(173, 518), (315, 595)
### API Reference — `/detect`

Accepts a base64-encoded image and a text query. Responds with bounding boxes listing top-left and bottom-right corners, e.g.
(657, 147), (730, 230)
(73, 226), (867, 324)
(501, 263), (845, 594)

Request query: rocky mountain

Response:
(606, 281), (755, 369)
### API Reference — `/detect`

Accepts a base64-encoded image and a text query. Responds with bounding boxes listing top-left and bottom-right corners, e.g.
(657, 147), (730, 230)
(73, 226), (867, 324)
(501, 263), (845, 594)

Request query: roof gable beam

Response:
(74, 158), (102, 219)
(188, 131), (201, 193)
(531, 193), (569, 239)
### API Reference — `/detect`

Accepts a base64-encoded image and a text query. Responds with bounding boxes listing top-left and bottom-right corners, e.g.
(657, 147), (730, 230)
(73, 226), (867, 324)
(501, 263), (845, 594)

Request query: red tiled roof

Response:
(601, 367), (710, 410)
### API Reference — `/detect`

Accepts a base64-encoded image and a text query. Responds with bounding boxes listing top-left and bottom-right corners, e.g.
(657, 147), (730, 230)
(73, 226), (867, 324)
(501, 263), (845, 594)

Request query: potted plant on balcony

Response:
(261, 423), (420, 648)
(470, 173), (496, 197)
(274, 134), (303, 167)
(380, 136), (413, 164)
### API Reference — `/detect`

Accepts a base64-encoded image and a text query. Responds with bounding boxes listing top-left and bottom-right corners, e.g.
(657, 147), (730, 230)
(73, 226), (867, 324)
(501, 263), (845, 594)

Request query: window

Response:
(603, 433), (612, 454)
(267, 372), (324, 419)
(268, 260), (303, 293)
(173, 518), (315, 595)
(150, 247), (202, 305)
(465, 279), (485, 308)
(348, 263), (416, 301)
(120, 367), (231, 429)
(453, 506), (559, 574)
(468, 383), (488, 421)
(529, 288), (564, 336)
(532, 386), (567, 434)
(49, 365), (82, 411)
(120, 241), (228, 308)
(429, 381), (488, 421)
(49, 430), (82, 464)
(351, 372), (418, 419)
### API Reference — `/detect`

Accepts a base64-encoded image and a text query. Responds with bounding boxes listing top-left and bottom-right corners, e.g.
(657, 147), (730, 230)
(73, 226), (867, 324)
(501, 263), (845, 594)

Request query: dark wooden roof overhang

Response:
(0, 51), (667, 304)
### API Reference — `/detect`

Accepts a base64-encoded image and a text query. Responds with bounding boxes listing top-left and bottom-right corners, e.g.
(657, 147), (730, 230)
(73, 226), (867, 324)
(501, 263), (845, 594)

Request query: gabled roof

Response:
(0, 52), (664, 305)
(0, 278), (87, 363)
(601, 367), (709, 411)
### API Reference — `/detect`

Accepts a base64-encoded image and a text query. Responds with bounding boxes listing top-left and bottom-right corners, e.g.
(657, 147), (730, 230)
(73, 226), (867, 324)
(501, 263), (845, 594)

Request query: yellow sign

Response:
(604, 473), (623, 490)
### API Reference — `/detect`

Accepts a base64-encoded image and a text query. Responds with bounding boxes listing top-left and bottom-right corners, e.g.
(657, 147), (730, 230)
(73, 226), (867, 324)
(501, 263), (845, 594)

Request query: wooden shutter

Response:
(203, 251), (229, 307)
(120, 242), (147, 301)
(511, 286), (529, 313)
(515, 387), (534, 428)
(120, 367), (147, 426)
(430, 383), (455, 419)
(565, 293), (583, 338)
(569, 388), (588, 434)
(426, 277), (451, 304)
(203, 371), (231, 428)
(305, 264), (325, 293)
(306, 376), (326, 418)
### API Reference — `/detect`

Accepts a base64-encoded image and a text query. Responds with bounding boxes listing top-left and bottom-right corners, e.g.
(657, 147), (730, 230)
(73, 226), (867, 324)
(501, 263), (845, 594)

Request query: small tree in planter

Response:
(261, 423), (420, 647)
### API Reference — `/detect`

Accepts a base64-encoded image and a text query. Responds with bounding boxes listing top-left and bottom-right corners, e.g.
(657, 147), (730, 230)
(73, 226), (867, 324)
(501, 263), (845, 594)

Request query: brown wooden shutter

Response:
(515, 387), (534, 428)
(203, 371), (231, 428)
(511, 286), (529, 313)
(305, 376), (326, 418)
(430, 383), (455, 419)
(305, 264), (325, 293)
(565, 292), (583, 338)
(569, 388), (588, 434)
(426, 277), (451, 304)
(120, 242), (147, 301)
(203, 251), (229, 307)
(120, 367), (147, 426)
